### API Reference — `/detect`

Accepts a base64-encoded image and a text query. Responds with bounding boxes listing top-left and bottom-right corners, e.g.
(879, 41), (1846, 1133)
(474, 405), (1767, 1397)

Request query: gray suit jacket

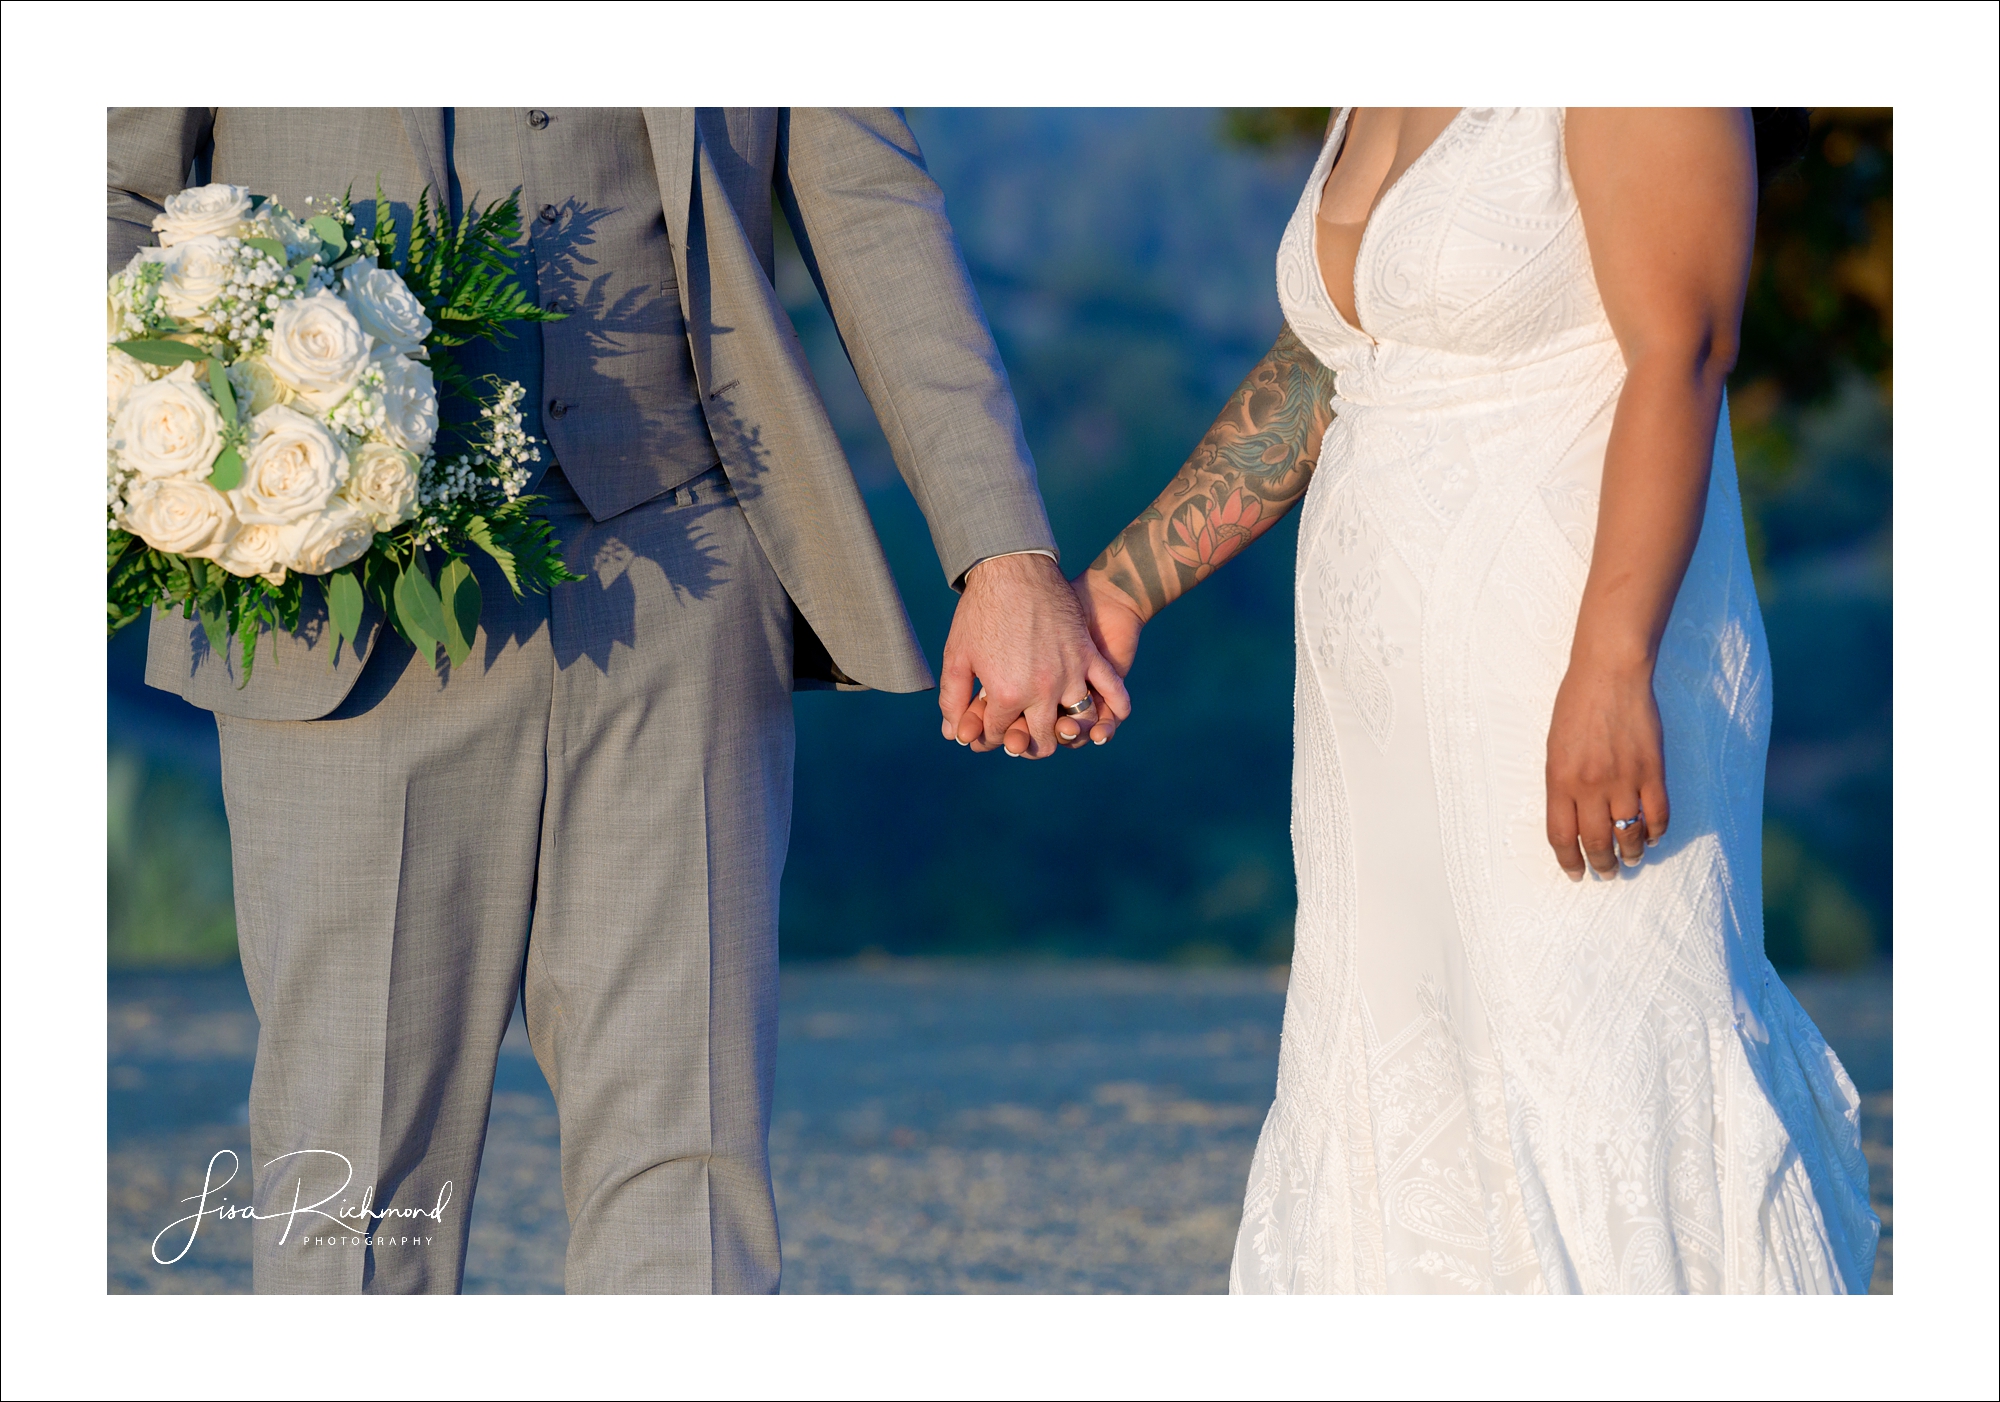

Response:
(110, 107), (1056, 717)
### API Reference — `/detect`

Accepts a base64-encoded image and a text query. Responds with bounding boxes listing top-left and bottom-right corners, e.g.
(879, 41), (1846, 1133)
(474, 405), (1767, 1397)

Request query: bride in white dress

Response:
(1051, 108), (1877, 1292)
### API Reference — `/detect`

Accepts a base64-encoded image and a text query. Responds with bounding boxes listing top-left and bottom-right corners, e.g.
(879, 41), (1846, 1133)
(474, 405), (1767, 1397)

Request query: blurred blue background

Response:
(107, 108), (1892, 976)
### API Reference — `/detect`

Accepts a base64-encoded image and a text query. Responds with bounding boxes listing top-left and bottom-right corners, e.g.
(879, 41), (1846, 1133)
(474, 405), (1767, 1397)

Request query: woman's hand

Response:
(1545, 654), (1671, 879)
(1068, 570), (1144, 745)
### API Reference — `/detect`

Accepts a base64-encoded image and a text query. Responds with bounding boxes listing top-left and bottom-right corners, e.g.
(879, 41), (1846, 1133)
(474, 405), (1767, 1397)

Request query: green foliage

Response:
(1762, 822), (1876, 970)
(1735, 109), (1892, 407)
(108, 750), (237, 968)
(113, 338), (208, 368)
(439, 557), (480, 670)
(391, 557), (448, 667)
(307, 213), (347, 255)
(1220, 108), (1331, 150)
(385, 187), (565, 403)
(325, 569), (363, 658)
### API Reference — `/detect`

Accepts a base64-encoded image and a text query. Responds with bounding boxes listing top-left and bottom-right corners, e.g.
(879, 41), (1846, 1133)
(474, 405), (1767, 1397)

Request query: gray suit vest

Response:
(446, 108), (719, 520)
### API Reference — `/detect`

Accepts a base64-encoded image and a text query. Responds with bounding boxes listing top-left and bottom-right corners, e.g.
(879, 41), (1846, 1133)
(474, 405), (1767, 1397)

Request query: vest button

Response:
(539, 204), (559, 223)
(547, 399), (569, 419)
(527, 109), (550, 130)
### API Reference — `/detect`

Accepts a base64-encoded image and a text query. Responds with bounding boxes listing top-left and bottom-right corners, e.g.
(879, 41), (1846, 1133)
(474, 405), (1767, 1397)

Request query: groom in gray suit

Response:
(109, 108), (1120, 1293)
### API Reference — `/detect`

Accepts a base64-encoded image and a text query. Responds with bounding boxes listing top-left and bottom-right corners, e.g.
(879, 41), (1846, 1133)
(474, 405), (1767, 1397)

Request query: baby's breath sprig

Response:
(417, 377), (544, 516)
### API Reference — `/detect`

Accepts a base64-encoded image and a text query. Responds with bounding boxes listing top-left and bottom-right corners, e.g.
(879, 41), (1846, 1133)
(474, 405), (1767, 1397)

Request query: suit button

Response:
(545, 297), (565, 314)
(539, 203), (559, 223)
(547, 399), (569, 419)
(527, 109), (550, 129)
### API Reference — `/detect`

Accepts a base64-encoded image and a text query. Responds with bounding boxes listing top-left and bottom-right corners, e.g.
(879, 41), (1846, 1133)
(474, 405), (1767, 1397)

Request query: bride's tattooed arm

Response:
(1085, 323), (1337, 621)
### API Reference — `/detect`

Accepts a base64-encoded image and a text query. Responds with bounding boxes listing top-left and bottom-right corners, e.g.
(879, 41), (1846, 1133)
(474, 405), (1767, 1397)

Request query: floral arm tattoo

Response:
(1086, 323), (1338, 620)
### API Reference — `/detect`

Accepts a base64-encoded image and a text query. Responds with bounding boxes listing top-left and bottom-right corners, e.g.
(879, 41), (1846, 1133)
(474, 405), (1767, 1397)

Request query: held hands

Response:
(1545, 652), (1671, 881)
(939, 554), (1133, 759)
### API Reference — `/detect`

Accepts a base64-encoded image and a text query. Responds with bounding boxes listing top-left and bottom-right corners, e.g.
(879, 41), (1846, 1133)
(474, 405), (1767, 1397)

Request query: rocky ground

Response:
(108, 960), (1891, 1295)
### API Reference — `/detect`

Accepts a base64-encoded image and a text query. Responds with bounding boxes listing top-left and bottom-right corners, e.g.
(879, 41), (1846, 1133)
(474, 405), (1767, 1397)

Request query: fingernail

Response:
(1093, 735), (1106, 746)
(1621, 855), (1641, 868)
(1645, 837), (1658, 848)
(1567, 869), (1583, 884)
(956, 738), (967, 747)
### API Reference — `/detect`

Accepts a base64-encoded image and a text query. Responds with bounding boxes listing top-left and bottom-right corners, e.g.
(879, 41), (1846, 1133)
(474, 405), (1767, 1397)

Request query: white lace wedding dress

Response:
(1231, 108), (1879, 1294)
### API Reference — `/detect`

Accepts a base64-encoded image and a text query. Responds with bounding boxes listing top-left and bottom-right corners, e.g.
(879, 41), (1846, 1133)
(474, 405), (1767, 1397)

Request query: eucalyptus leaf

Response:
(244, 236), (288, 266)
(207, 445), (244, 492)
(393, 561), (448, 670)
(205, 359), (237, 425)
(308, 214), (347, 255)
(287, 258), (319, 281)
(114, 338), (208, 367)
(438, 558), (481, 670)
(326, 569), (364, 659)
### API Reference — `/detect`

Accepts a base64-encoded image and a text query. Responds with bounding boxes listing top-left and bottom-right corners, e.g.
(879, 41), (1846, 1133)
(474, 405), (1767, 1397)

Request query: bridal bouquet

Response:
(106, 182), (579, 680)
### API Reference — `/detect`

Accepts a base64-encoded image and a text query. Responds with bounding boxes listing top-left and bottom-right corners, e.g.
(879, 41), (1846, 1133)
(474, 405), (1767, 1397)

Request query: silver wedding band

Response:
(1058, 695), (1095, 718)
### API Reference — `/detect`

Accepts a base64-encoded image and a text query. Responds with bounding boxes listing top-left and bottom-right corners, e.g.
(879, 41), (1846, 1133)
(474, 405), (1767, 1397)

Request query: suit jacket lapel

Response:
(641, 107), (705, 386)
(398, 108), (451, 210)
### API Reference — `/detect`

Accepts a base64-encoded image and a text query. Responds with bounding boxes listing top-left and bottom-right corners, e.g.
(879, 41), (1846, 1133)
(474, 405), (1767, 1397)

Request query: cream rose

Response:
(153, 236), (233, 321)
(122, 478), (237, 558)
(342, 266), (432, 358)
(214, 522), (291, 584)
(236, 405), (347, 526)
(113, 364), (224, 482)
(281, 502), (375, 576)
(342, 441), (421, 530)
(229, 355), (297, 415)
(377, 355), (439, 452)
(108, 347), (156, 421)
(264, 291), (370, 408)
(152, 183), (252, 246)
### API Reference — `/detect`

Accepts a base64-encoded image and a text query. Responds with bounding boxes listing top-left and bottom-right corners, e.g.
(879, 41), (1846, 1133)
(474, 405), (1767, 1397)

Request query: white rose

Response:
(108, 347), (156, 420)
(341, 440), (421, 530)
(229, 355), (296, 415)
(236, 405), (347, 526)
(264, 291), (370, 408)
(113, 364), (224, 482)
(152, 183), (252, 246)
(341, 266), (432, 358)
(214, 522), (291, 584)
(377, 355), (438, 452)
(153, 236), (234, 321)
(281, 502), (375, 576)
(122, 477), (237, 559)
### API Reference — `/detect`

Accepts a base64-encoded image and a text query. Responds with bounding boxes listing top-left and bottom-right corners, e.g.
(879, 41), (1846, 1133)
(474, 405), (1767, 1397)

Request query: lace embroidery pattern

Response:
(1304, 469), (1401, 751)
(1233, 107), (1878, 1295)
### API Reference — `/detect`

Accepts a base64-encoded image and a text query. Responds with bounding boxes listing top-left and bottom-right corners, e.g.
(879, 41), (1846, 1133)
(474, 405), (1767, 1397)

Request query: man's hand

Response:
(975, 567), (1146, 752)
(939, 554), (1131, 758)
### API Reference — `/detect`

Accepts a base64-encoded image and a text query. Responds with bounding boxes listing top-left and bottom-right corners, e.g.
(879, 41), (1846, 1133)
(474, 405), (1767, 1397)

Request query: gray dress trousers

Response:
(218, 467), (793, 1292)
